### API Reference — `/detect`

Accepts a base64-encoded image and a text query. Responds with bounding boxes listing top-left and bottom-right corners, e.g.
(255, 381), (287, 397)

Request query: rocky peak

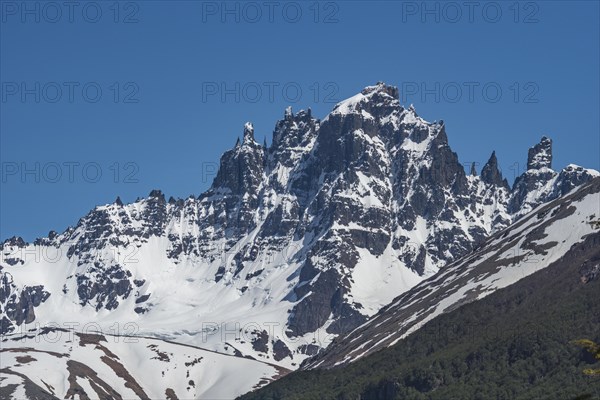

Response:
(281, 105), (313, 123)
(329, 82), (400, 122)
(550, 164), (600, 200)
(271, 108), (318, 149)
(361, 81), (399, 99)
(509, 137), (573, 217)
(284, 106), (293, 120)
(1, 236), (27, 248)
(243, 122), (255, 144)
(481, 151), (509, 189)
(148, 190), (166, 203)
(411, 122), (469, 195)
(269, 108), (319, 173)
(470, 162), (477, 176)
(211, 123), (266, 195)
(527, 136), (553, 170)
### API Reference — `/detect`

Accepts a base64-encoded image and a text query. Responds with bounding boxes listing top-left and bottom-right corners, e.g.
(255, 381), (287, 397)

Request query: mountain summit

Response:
(1, 84), (598, 398)
(527, 135), (552, 170)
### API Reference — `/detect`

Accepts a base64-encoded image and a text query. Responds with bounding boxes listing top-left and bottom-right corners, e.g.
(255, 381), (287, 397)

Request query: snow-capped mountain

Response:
(1, 83), (598, 397)
(302, 176), (600, 369)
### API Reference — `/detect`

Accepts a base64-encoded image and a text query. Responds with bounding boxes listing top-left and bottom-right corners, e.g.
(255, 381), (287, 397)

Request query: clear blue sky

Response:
(1, 1), (599, 241)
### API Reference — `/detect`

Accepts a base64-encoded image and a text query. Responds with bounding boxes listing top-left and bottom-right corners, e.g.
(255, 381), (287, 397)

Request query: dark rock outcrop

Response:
(480, 151), (509, 189)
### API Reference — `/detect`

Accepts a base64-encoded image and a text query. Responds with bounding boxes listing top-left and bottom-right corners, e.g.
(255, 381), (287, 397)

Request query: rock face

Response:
(76, 263), (133, 311)
(509, 136), (598, 217)
(527, 136), (552, 169)
(302, 177), (600, 369)
(480, 151), (509, 189)
(0, 272), (50, 330)
(1, 83), (598, 371)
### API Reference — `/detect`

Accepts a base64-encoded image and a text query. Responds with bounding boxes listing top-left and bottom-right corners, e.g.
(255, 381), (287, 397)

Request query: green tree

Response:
(572, 339), (600, 376)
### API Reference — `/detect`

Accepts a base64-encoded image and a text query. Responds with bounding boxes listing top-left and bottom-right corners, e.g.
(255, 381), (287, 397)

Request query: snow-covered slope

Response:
(303, 176), (600, 369)
(1, 83), (598, 396)
(0, 328), (283, 399)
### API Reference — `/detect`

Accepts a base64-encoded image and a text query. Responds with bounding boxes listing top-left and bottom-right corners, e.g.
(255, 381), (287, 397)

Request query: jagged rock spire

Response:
(148, 190), (166, 202)
(470, 162), (477, 176)
(284, 106), (293, 120)
(235, 137), (241, 148)
(481, 151), (509, 189)
(211, 122), (265, 196)
(243, 122), (255, 144)
(2, 236), (26, 247)
(115, 196), (123, 206)
(527, 136), (552, 170)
